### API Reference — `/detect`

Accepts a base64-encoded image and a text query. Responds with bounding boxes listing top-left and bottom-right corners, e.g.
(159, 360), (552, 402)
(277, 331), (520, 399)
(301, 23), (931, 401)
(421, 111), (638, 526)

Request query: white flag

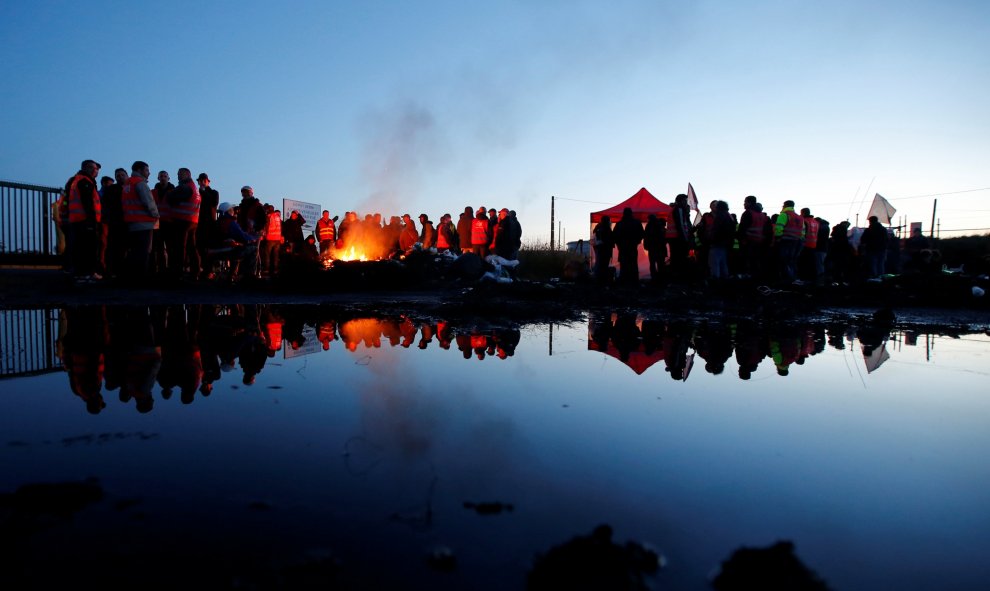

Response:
(687, 183), (699, 213)
(867, 193), (897, 225)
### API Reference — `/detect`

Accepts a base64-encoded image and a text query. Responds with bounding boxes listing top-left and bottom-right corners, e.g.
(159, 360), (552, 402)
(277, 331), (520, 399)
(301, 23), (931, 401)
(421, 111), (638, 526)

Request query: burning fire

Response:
(337, 246), (369, 262)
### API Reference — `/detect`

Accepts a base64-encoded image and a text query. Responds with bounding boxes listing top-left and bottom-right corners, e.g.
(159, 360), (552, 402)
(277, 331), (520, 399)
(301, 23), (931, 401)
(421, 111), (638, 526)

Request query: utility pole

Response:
(930, 199), (937, 240)
(550, 195), (555, 251)
(558, 221), (562, 250)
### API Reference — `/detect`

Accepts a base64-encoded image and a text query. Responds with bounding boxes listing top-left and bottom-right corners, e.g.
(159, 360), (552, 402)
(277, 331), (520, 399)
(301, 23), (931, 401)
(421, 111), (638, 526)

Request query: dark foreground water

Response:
(1, 306), (989, 589)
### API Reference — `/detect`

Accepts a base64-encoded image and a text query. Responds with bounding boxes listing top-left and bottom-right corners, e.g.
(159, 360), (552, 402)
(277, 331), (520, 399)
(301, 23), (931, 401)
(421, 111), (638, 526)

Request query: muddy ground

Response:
(1, 267), (987, 332)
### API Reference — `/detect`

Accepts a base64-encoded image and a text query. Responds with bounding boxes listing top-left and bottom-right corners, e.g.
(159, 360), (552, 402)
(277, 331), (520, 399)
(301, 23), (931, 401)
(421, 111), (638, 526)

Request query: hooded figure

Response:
(612, 207), (644, 284)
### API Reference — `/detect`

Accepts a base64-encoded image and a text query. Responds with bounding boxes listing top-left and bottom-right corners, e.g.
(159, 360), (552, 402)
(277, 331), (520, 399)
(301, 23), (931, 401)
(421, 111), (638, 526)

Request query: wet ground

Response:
(2, 268), (988, 331)
(2, 303), (989, 589)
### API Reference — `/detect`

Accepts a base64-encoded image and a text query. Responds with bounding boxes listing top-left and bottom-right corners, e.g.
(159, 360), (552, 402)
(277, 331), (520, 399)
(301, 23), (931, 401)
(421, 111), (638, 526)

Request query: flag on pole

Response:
(681, 352), (695, 381)
(687, 183), (700, 214)
(863, 343), (890, 374)
(867, 193), (897, 225)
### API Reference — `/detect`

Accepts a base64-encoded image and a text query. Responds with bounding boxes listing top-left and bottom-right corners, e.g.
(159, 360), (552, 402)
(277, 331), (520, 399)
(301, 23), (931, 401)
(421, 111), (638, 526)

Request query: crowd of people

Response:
(591, 194), (932, 286)
(58, 159), (523, 284)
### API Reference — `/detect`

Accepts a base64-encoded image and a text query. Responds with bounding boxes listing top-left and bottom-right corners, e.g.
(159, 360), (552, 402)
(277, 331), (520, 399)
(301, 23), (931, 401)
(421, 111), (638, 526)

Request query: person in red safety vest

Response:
(736, 195), (771, 280)
(122, 161), (160, 282)
(457, 206), (474, 253)
(799, 207), (820, 282)
(316, 210), (337, 256)
(162, 168), (202, 280)
(471, 209), (490, 259)
(66, 159), (103, 283)
(436, 213), (456, 253)
(260, 205), (283, 277)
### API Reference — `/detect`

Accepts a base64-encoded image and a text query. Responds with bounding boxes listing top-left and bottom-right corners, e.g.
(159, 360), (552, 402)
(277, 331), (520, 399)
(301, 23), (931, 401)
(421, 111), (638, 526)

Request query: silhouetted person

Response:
(669, 194), (694, 281)
(827, 221), (852, 284)
(708, 201), (735, 281)
(119, 306), (161, 413)
(592, 215), (614, 282)
(283, 210), (306, 253)
(457, 206), (474, 254)
(196, 173), (220, 277)
(152, 170), (174, 274)
(61, 306), (109, 414)
(694, 322), (733, 375)
(860, 216), (888, 279)
(663, 322), (692, 381)
(612, 207), (644, 284)
(643, 214), (666, 282)
(737, 196), (770, 280)
(610, 313), (642, 363)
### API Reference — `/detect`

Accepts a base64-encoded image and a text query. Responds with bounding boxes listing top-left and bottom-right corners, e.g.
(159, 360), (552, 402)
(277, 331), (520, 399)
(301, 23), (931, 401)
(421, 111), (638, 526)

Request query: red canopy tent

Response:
(590, 187), (672, 223)
(589, 188), (672, 278)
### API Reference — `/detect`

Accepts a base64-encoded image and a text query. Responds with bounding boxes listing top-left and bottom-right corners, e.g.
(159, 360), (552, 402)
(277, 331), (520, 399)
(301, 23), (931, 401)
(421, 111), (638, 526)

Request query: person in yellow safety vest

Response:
(316, 210), (337, 256)
(799, 207), (820, 282)
(122, 160), (160, 282)
(773, 199), (805, 283)
(66, 159), (103, 283)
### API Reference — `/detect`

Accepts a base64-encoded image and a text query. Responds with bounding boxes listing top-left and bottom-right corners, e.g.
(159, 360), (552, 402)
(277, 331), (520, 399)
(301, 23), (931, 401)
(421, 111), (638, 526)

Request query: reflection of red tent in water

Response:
(588, 338), (666, 375)
(590, 188), (673, 280)
(587, 314), (665, 375)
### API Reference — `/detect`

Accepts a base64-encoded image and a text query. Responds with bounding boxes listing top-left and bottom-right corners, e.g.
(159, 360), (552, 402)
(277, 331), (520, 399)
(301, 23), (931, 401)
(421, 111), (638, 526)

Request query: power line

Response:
(818, 186), (990, 207)
(555, 197), (614, 205)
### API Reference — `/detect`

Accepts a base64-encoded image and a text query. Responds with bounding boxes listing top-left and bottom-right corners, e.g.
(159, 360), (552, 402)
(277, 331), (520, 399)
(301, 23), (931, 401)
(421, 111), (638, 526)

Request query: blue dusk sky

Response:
(2, 0), (988, 241)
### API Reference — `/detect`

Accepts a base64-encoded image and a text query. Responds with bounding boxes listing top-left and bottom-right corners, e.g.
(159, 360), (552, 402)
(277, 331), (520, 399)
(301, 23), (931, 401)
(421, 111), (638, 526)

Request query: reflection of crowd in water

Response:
(590, 312), (894, 379)
(57, 305), (520, 414)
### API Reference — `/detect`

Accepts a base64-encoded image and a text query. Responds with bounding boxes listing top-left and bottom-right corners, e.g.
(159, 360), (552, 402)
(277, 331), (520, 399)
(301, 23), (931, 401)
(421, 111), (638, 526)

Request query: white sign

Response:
(284, 325), (322, 359)
(282, 198), (322, 237)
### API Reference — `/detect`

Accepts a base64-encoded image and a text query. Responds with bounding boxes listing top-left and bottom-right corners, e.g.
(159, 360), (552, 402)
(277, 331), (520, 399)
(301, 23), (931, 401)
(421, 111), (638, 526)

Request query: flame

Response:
(333, 245), (369, 263)
(340, 246), (368, 262)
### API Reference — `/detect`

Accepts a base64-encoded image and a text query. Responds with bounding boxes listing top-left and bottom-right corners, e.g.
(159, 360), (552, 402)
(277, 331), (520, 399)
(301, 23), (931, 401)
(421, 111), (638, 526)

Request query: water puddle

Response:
(1, 305), (988, 589)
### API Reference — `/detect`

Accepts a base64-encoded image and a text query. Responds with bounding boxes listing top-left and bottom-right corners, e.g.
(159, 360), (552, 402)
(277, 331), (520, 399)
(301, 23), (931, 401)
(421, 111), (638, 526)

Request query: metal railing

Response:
(0, 308), (61, 379)
(0, 180), (62, 265)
